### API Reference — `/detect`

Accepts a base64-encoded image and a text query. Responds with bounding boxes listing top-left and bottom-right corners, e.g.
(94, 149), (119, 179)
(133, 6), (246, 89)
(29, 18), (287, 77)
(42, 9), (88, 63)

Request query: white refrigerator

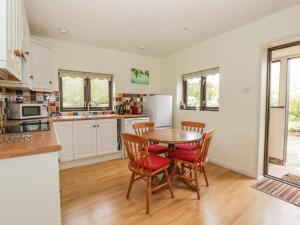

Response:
(143, 95), (172, 128)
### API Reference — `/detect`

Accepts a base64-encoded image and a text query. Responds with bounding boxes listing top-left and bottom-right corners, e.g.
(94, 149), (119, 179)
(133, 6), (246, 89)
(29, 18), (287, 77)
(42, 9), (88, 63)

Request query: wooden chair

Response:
(133, 122), (168, 155)
(122, 133), (174, 214)
(175, 121), (206, 151)
(170, 129), (214, 199)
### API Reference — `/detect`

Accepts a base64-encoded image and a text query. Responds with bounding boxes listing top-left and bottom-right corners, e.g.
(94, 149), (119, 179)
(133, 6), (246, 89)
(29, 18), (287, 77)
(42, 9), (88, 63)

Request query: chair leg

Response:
(194, 168), (200, 200)
(146, 176), (152, 214)
(126, 172), (135, 199)
(181, 163), (185, 174)
(189, 165), (193, 181)
(164, 169), (174, 198)
(202, 166), (209, 186)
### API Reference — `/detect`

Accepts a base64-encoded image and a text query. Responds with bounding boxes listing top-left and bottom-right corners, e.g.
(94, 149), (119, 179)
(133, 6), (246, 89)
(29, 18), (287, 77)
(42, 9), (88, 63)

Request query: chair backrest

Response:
(121, 133), (152, 173)
(181, 121), (205, 134)
(133, 122), (154, 136)
(195, 129), (214, 164)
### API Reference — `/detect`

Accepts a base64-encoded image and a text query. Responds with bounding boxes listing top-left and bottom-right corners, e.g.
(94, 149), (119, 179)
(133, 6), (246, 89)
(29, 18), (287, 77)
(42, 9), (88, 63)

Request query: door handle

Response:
(14, 50), (21, 57)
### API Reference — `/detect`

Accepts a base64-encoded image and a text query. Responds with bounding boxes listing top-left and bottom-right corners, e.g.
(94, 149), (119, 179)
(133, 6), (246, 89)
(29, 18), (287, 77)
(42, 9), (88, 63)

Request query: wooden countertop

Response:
(0, 122), (61, 160)
(51, 114), (150, 122)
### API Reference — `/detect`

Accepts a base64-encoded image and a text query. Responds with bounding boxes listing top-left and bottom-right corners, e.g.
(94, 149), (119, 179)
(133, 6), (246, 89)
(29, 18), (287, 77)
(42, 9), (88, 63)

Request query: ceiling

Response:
(24, 0), (300, 57)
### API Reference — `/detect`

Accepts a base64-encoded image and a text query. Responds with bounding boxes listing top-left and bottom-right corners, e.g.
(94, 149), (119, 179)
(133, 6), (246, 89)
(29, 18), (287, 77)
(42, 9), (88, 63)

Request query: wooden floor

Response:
(60, 159), (300, 225)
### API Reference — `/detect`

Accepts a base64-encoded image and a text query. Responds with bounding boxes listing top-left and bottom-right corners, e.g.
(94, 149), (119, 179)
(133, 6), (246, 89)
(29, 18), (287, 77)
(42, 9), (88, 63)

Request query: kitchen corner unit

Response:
(0, 123), (62, 225)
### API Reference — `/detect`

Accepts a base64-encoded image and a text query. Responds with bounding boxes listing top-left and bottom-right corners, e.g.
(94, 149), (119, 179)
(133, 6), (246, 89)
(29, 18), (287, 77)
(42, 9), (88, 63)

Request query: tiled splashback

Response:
(6, 89), (50, 104)
(0, 88), (6, 124)
(114, 93), (144, 114)
(2, 89), (145, 119)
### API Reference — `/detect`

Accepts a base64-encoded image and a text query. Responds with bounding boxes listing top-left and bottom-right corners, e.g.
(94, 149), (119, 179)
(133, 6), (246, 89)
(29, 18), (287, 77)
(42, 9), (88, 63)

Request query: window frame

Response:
(59, 76), (112, 112)
(182, 75), (219, 111)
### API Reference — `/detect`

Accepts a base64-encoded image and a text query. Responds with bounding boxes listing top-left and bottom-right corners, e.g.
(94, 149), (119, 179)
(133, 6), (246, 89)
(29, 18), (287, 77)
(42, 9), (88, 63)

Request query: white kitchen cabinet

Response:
(0, 152), (61, 225)
(96, 119), (117, 155)
(0, 0), (26, 80)
(122, 117), (150, 158)
(123, 117), (150, 134)
(73, 120), (97, 159)
(0, 2), (31, 88)
(30, 40), (52, 91)
(53, 121), (73, 162)
(54, 119), (118, 162)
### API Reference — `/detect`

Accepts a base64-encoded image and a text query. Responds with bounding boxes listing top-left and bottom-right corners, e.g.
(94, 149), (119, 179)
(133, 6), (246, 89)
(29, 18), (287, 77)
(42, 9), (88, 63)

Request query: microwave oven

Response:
(9, 103), (48, 119)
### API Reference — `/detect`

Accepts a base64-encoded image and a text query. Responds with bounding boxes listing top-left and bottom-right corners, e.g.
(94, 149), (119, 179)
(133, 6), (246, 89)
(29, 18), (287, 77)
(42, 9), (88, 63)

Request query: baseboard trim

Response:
(60, 152), (122, 170)
(208, 157), (257, 178)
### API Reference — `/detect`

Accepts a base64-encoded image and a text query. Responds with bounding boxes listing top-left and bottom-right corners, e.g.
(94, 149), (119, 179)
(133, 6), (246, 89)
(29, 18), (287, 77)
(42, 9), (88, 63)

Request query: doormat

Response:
(282, 173), (300, 186)
(252, 177), (300, 207)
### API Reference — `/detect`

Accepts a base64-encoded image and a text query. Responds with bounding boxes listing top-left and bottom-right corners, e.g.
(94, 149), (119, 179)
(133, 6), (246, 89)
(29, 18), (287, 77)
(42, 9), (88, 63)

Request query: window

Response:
(270, 61), (281, 107)
(59, 70), (112, 111)
(183, 67), (220, 111)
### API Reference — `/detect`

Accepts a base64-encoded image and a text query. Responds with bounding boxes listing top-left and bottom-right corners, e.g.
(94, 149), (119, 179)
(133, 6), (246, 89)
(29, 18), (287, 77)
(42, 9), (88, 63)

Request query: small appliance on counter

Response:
(132, 105), (142, 114)
(7, 103), (48, 120)
(116, 103), (126, 115)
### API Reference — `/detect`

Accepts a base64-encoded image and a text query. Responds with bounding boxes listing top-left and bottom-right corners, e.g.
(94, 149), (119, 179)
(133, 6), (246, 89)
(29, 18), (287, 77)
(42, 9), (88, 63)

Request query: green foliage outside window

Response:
(91, 79), (109, 107)
(62, 77), (84, 108)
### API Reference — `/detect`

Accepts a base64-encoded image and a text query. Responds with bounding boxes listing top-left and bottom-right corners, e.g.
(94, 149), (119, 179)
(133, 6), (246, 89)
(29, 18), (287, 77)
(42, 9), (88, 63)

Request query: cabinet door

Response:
(53, 122), (73, 162)
(124, 119), (135, 134)
(5, 0), (22, 80)
(30, 40), (52, 91)
(96, 119), (117, 155)
(14, 0), (23, 78)
(73, 120), (97, 159)
(20, 1), (31, 86)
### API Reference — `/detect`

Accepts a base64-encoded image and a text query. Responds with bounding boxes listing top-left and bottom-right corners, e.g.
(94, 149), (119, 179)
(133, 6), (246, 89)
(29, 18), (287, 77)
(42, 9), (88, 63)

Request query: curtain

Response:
(59, 69), (112, 81)
(183, 67), (219, 81)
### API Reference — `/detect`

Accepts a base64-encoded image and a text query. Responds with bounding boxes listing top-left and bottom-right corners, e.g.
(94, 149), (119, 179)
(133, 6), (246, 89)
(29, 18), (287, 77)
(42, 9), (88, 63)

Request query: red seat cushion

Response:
(175, 143), (198, 151)
(139, 154), (171, 172)
(169, 148), (197, 162)
(148, 144), (168, 154)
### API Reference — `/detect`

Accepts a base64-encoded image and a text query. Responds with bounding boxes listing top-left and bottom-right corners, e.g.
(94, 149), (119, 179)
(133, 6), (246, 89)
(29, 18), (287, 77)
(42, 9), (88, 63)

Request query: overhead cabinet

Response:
(0, 0), (52, 91)
(0, 0), (29, 81)
(30, 40), (52, 91)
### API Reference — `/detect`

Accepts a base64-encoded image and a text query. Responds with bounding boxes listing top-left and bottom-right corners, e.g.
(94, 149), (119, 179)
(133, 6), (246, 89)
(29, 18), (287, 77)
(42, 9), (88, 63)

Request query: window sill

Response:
(179, 108), (219, 112)
(60, 108), (112, 112)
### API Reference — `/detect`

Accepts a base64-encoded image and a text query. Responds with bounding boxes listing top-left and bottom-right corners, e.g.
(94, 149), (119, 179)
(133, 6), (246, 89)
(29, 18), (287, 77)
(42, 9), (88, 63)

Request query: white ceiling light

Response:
(57, 27), (68, 34)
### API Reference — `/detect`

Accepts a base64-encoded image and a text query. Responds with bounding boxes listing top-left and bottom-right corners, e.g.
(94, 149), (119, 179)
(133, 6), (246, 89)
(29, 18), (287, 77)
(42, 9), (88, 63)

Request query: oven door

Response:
(21, 105), (43, 119)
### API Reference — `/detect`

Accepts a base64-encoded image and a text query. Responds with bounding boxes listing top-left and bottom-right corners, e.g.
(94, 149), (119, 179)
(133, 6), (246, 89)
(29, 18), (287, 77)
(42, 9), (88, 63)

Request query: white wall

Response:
(162, 4), (300, 178)
(32, 36), (163, 94)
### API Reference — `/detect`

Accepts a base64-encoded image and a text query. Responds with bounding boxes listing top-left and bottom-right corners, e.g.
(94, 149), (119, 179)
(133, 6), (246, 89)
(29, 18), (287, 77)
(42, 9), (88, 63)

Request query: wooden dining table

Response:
(142, 128), (203, 152)
(142, 128), (203, 184)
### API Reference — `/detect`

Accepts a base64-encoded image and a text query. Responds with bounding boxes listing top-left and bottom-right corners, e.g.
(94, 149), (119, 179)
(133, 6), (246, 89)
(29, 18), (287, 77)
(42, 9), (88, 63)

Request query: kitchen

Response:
(0, 0), (171, 224)
(2, 0), (300, 225)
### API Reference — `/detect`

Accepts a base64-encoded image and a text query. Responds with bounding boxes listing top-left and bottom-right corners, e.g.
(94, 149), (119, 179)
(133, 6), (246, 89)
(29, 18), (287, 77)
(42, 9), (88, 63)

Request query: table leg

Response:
(168, 144), (175, 154)
(152, 144), (175, 186)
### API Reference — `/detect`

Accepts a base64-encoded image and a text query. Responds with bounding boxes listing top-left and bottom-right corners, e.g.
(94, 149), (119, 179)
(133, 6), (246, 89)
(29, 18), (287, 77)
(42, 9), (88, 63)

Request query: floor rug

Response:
(252, 177), (300, 207)
(282, 173), (300, 186)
